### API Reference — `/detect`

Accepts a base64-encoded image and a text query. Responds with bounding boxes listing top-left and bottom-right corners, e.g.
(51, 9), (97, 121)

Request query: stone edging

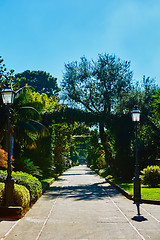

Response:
(106, 178), (160, 205)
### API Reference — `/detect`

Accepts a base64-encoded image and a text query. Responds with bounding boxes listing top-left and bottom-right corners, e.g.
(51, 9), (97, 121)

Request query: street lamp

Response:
(1, 84), (15, 206)
(131, 105), (141, 214)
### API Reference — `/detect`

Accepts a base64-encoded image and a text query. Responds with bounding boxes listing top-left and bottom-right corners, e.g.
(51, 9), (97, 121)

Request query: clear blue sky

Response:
(1, 0), (160, 86)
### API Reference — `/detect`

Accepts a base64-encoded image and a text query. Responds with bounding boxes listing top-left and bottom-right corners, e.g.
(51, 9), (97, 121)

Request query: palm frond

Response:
(17, 120), (37, 133)
(29, 119), (50, 137)
(17, 106), (40, 120)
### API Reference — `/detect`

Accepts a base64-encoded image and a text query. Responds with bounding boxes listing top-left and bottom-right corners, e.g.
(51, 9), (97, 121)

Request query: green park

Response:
(0, 53), (160, 209)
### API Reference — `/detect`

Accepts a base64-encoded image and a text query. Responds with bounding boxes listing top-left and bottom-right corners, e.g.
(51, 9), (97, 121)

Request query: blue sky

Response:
(1, 0), (160, 86)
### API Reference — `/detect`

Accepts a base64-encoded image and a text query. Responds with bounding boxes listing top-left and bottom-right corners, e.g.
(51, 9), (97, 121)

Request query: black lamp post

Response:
(1, 84), (15, 206)
(131, 105), (141, 214)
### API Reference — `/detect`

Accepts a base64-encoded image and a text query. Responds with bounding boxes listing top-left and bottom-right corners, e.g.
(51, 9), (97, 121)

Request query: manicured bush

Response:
(0, 170), (42, 201)
(14, 184), (30, 207)
(141, 165), (160, 187)
(0, 182), (30, 207)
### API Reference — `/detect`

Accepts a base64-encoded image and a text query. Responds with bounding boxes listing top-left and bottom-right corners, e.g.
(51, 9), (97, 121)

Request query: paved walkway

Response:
(0, 165), (160, 240)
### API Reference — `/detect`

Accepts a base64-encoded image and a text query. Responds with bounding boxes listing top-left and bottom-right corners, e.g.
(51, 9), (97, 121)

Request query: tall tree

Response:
(15, 70), (60, 96)
(62, 53), (133, 166)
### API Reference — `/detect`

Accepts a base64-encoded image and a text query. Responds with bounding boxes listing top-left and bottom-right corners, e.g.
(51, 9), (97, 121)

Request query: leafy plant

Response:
(0, 182), (30, 207)
(141, 165), (160, 187)
(14, 183), (30, 207)
(0, 170), (42, 201)
(99, 168), (110, 177)
(0, 146), (14, 170)
(0, 182), (5, 206)
(22, 158), (43, 178)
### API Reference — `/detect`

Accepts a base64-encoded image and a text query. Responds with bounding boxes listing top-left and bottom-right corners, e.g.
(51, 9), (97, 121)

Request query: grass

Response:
(113, 179), (160, 201)
(40, 177), (54, 188)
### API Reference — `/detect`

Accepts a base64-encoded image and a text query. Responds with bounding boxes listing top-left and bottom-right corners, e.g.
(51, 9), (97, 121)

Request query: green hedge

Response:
(141, 165), (160, 187)
(0, 182), (30, 207)
(0, 171), (42, 201)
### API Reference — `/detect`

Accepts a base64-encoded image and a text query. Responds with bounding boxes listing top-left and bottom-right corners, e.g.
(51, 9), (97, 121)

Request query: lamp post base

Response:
(5, 179), (14, 206)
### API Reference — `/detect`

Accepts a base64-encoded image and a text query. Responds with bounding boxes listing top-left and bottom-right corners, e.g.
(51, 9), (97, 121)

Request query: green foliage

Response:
(141, 165), (160, 187)
(14, 184), (30, 207)
(62, 54), (133, 113)
(98, 168), (110, 177)
(0, 56), (15, 90)
(15, 70), (60, 96)
(62, 53), (133, 176)
(12, 91), (50, 149)
(0, 182), (30, 207)
(0, 182), (5, 206)
(0, 170), (42, 201)
(52, 122), (75, 174)
(115, 76), (156, 116)
(105, 175), (113, 180)
(19, 158), (43, 178)
(151, 88), (160, 119)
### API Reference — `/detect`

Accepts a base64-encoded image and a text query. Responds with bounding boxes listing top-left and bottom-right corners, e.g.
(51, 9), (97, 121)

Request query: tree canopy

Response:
(61, 53), (133, 168)
(62, 54), (133, 114)
(15, 70), (60, 96)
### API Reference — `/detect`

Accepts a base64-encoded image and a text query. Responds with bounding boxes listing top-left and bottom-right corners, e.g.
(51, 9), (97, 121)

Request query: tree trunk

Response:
(99, 123), (112, 167)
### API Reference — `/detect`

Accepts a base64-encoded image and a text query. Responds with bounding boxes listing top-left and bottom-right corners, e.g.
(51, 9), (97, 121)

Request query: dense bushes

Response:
(0, 170), (42, 201)
(0, 182), (30, 207)
(141, 165), (160, 187)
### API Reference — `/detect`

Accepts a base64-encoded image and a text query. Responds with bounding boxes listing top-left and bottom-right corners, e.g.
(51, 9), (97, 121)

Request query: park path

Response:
(0, 165), (160, 240)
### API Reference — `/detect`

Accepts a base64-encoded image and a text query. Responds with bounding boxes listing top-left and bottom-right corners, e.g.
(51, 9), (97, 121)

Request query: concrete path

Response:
(0, 165), (160, 240)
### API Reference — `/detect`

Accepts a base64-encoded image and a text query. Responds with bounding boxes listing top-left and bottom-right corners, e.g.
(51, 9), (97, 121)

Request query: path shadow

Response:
(44, 182), (120, 201)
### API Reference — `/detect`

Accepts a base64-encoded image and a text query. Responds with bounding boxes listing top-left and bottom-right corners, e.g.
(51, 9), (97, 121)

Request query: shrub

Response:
(14, 184), (30, 207)
(0, 182), (5, 206)
(99, 168), (109, 177)
(0, 170), (42, 201)
(0, 182), (30, 207)
(141, 165), (160, 187)
(105, 175), (113, 180)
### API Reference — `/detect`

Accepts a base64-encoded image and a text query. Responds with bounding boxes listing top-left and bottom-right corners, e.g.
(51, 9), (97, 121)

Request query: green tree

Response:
(15, 70), (60, 96)
(62, 53), (133, 167)
(114, 76), (157, 178)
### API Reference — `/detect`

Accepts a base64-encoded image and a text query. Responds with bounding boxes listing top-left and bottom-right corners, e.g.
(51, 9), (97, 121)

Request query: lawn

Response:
(113, 179), (160, 201)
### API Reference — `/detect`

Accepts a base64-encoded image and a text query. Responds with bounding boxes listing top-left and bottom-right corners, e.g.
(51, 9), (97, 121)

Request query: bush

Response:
(99, 169), (109, 177)
(14, 184), (30, 207)
(141, 165), (160, 187)
(105, 175), (113, 180)
(0, 182), (5, 206)
(0, 182), (30, 207)
(0, 170), (42, 201)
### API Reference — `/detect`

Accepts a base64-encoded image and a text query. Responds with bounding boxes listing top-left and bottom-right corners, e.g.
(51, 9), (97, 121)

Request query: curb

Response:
(106, 178), (160, 205)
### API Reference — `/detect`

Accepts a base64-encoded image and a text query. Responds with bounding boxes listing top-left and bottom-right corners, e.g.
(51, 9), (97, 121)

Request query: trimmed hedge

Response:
(0, 171), (42, 201)
(141, 165), (160, 187)
(0, 182), (30, 207)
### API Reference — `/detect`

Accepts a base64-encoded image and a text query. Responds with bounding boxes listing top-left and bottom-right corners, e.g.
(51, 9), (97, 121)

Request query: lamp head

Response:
(1, 84), (15, 105)
(131, 105), (141, 122)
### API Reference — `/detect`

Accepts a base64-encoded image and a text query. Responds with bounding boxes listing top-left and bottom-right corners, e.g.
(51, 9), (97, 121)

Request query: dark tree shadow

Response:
(44, 182), (120, 201)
